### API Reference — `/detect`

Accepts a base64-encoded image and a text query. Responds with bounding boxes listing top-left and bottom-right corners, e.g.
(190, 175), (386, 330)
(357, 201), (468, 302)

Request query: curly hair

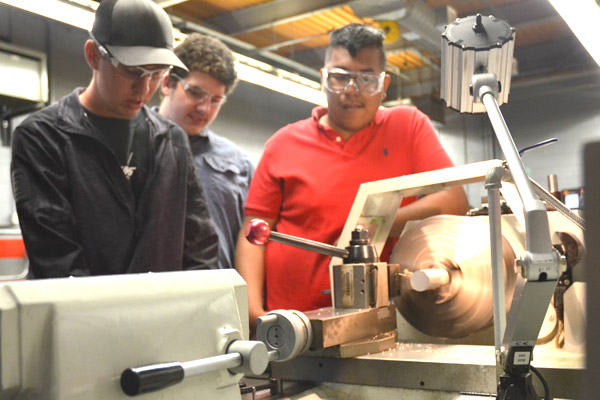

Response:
(325, 24), (386, 69)
(170, 33), (238, 94)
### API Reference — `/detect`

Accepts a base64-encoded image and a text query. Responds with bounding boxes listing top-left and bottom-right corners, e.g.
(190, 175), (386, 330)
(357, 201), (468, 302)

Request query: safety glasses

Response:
(118, 64), (172, 81)
(90, 32), (171, 81)
(171, 73), (227, 107)
(322, 68), (386, 96)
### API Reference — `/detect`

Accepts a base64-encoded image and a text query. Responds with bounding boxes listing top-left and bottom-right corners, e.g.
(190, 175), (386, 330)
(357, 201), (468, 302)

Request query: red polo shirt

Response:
(245, 106), (454, 312)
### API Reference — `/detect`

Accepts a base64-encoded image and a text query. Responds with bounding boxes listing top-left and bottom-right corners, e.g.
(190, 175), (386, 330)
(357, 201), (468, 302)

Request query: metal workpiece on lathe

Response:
(409, 267), (451, 292)
(390, 215), (518, 339)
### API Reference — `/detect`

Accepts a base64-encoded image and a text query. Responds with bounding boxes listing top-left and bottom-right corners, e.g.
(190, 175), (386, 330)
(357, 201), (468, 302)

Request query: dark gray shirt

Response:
(189, 129), (253, 269)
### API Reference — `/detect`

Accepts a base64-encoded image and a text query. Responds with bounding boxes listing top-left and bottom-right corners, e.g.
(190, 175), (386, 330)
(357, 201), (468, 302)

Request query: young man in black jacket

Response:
(11, 0), (218, 278)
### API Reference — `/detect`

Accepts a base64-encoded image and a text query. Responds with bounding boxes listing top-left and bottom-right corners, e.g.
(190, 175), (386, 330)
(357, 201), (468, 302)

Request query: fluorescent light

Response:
(236, 63), (326, 105)
(0, 48), (47, 102)
(0, 0), (326, 105)
(548, 0), (600, 66)
(235, 53), (326, 106)
(0, 0), (95, 31)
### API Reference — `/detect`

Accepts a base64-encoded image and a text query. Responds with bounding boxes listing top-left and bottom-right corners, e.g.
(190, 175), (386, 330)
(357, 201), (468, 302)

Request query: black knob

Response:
(120, 362), (184, 396)
(344, 226), (376, 264)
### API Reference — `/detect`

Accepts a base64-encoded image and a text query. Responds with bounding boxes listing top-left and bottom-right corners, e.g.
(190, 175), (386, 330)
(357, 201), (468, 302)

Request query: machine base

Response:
(271, 343), (583, 399)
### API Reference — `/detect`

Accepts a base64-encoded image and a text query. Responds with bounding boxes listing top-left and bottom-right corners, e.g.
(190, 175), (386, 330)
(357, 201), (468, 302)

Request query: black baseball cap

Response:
(91, 0), (187, 70)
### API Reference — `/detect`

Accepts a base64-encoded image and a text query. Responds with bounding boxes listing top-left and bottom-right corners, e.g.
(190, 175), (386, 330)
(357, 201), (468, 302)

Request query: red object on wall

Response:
(0, 238), (26, 258)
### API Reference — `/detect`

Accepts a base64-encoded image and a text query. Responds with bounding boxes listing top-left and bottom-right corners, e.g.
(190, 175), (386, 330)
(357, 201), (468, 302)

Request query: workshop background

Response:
(0, 0), (599, 214)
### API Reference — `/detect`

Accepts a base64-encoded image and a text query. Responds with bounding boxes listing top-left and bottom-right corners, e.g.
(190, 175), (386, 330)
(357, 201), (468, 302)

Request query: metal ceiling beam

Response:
(169, 14), (322, 79)
(206, 0), (410, 63)
(449, 0), (558, 28)
(241, 0), (424, 64)
(203, 0), (352, 36)
(256, 32), (329, 53)
(205, 0), (409, 36)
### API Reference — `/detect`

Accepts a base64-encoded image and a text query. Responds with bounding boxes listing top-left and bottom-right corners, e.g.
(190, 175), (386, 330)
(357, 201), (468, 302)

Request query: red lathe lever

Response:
(245, 218), (349, 259)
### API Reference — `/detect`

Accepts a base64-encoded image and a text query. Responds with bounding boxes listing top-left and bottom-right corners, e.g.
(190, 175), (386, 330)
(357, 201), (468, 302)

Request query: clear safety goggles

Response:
(322, 68), (386, 96)
(171, 73), (227, 107)
(90, 32), (171, 81)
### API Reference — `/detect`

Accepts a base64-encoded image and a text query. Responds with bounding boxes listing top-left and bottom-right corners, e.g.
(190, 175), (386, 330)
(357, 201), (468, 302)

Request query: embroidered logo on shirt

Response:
(122, 152), (136, 180)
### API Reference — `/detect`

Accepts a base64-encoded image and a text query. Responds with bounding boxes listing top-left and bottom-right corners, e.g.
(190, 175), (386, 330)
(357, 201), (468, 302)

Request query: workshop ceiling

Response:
(102, 0), (597, 108)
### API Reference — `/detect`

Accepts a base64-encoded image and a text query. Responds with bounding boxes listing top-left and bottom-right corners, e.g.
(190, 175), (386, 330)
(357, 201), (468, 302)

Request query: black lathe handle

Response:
(120, 362), (184, 396)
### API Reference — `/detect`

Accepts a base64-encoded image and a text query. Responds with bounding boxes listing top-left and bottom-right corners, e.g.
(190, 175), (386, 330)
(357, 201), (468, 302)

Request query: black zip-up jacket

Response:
(11, 88), (219, 278)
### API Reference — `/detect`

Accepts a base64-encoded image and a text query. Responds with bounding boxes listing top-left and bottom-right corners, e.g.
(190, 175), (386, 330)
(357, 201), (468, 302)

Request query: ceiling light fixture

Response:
(0, 0), (96, 30)
(547, 0), (600, 66)
(235, 53), (326, 106)
(0, 0), (326, 106)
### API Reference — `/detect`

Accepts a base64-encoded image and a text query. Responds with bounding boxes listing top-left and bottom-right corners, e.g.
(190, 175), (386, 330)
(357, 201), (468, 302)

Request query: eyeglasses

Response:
(171, 74), (227, 107)
(117, 64), (172, 81)
(322, 68), (386, 96)
(90, 33), (171, 81)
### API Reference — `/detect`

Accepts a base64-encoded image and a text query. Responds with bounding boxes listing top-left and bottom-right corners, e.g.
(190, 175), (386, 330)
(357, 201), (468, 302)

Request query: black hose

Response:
(530, 365), (552, 400)
(518, 138), (558, 157)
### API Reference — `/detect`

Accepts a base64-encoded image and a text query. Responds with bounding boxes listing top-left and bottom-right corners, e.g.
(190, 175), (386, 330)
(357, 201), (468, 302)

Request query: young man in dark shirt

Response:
(158, 33), (253, 269)
(11, 0), (218, 278)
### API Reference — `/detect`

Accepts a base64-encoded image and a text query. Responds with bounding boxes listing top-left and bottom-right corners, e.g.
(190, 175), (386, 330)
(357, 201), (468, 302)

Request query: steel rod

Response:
(486, 167), (507, 380)
(269, 231), (349, 259)
(182, 353), (242, 377)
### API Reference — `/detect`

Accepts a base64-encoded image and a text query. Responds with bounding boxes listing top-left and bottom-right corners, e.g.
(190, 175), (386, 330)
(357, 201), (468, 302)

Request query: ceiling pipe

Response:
(355, 0), (452, 55)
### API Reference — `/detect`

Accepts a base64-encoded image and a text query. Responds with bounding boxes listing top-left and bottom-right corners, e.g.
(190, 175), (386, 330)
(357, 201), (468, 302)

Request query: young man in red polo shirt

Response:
(236, 23), (469, 332)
